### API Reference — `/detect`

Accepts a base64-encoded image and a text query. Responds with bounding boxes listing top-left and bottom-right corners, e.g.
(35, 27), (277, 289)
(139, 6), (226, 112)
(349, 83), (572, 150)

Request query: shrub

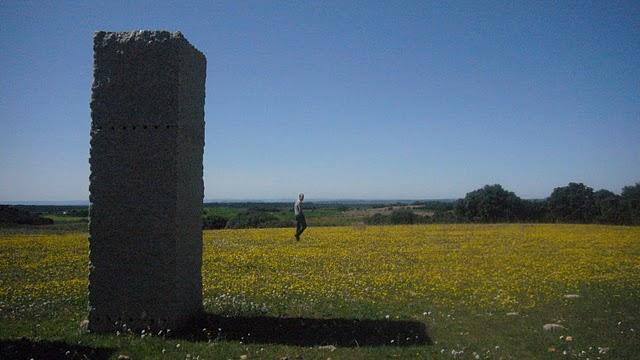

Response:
(225, 209), (291, 229)
(203, 214), (229, 229)
(389, 209), (419, 224)
(365, 209), (427, 225)
(365, 213), (388, 225)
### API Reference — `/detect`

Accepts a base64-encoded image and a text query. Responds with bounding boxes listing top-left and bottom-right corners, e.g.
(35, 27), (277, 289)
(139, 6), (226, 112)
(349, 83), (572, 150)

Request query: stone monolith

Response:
(88, 30), (206, 332)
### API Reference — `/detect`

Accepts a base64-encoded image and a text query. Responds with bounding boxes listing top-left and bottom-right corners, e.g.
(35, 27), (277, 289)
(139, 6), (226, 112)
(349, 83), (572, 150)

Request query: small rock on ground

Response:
(543, 323), (566, 331)
(318, 345), (337, 352)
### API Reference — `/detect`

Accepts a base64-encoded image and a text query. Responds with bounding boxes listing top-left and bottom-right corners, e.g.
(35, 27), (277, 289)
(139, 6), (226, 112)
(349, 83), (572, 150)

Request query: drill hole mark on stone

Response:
(93, 124), (177, 131)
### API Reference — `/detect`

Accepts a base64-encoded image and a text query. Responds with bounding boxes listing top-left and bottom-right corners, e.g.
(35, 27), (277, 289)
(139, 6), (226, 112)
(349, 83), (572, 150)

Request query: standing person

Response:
(294, 193), (307, 241)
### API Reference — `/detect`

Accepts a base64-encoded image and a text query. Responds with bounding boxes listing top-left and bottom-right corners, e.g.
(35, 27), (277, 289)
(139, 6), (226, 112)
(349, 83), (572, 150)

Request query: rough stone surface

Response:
(543, 323), (566, 331)
(88, 30), (206, 332)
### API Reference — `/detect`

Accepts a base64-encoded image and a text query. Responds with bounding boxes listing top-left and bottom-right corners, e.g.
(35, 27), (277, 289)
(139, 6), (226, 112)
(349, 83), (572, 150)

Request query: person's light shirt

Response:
(294, 199), (303, 216)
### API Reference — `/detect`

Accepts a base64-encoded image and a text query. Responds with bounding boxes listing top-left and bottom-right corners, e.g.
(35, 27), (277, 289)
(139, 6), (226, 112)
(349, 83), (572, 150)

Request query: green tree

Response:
(455, 184), (523, 222)
(621, 182), (640, 225)
(594, 189), (623, 224)
(547, 183), (597, 223)
(520, 199), (549, 223)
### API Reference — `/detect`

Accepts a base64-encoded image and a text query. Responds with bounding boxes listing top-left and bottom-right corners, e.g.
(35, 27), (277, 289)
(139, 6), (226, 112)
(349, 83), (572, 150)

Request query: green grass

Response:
(2, 287), (637, 359)
(1, 224), (638, 359)
(0, 221), (87, 235)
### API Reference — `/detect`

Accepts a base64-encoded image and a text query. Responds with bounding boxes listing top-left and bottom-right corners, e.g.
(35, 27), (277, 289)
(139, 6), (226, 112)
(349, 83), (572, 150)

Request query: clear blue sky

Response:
(1, 1), (639, 201)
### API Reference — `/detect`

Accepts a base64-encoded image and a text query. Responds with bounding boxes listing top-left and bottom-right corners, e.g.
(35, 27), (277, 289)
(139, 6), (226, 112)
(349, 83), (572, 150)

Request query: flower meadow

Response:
(203, 224), (639, 313)
(1, 224), (639, 359)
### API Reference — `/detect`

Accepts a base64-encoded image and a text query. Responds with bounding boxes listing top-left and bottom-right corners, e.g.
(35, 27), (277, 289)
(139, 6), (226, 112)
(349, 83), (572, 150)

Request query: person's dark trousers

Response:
(295, 214), (307, 240)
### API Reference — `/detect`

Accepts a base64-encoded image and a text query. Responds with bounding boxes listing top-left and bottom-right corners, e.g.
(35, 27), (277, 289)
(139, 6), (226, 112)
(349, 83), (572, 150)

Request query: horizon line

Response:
(0, 197), (555, 206)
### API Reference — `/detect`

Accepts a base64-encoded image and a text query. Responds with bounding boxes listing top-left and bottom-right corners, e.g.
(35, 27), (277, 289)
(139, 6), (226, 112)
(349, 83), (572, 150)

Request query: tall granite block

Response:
(88, 31), (206, 332)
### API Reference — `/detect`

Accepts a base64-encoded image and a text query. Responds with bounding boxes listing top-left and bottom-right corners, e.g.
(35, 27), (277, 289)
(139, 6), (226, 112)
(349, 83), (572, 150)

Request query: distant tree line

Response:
(224, 208), (293, 229)
(10, 205), (88, 218)
(203, 208), (294, 230)
(364, 208), (460, 225)
(0, 206), (53, 225)
(454, 182), (640, 225)
(411, 200), (456, 212)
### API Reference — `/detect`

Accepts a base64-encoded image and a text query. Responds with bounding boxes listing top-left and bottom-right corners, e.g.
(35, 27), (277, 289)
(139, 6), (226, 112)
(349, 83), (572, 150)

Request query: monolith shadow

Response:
(175, 313), (432, 347)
